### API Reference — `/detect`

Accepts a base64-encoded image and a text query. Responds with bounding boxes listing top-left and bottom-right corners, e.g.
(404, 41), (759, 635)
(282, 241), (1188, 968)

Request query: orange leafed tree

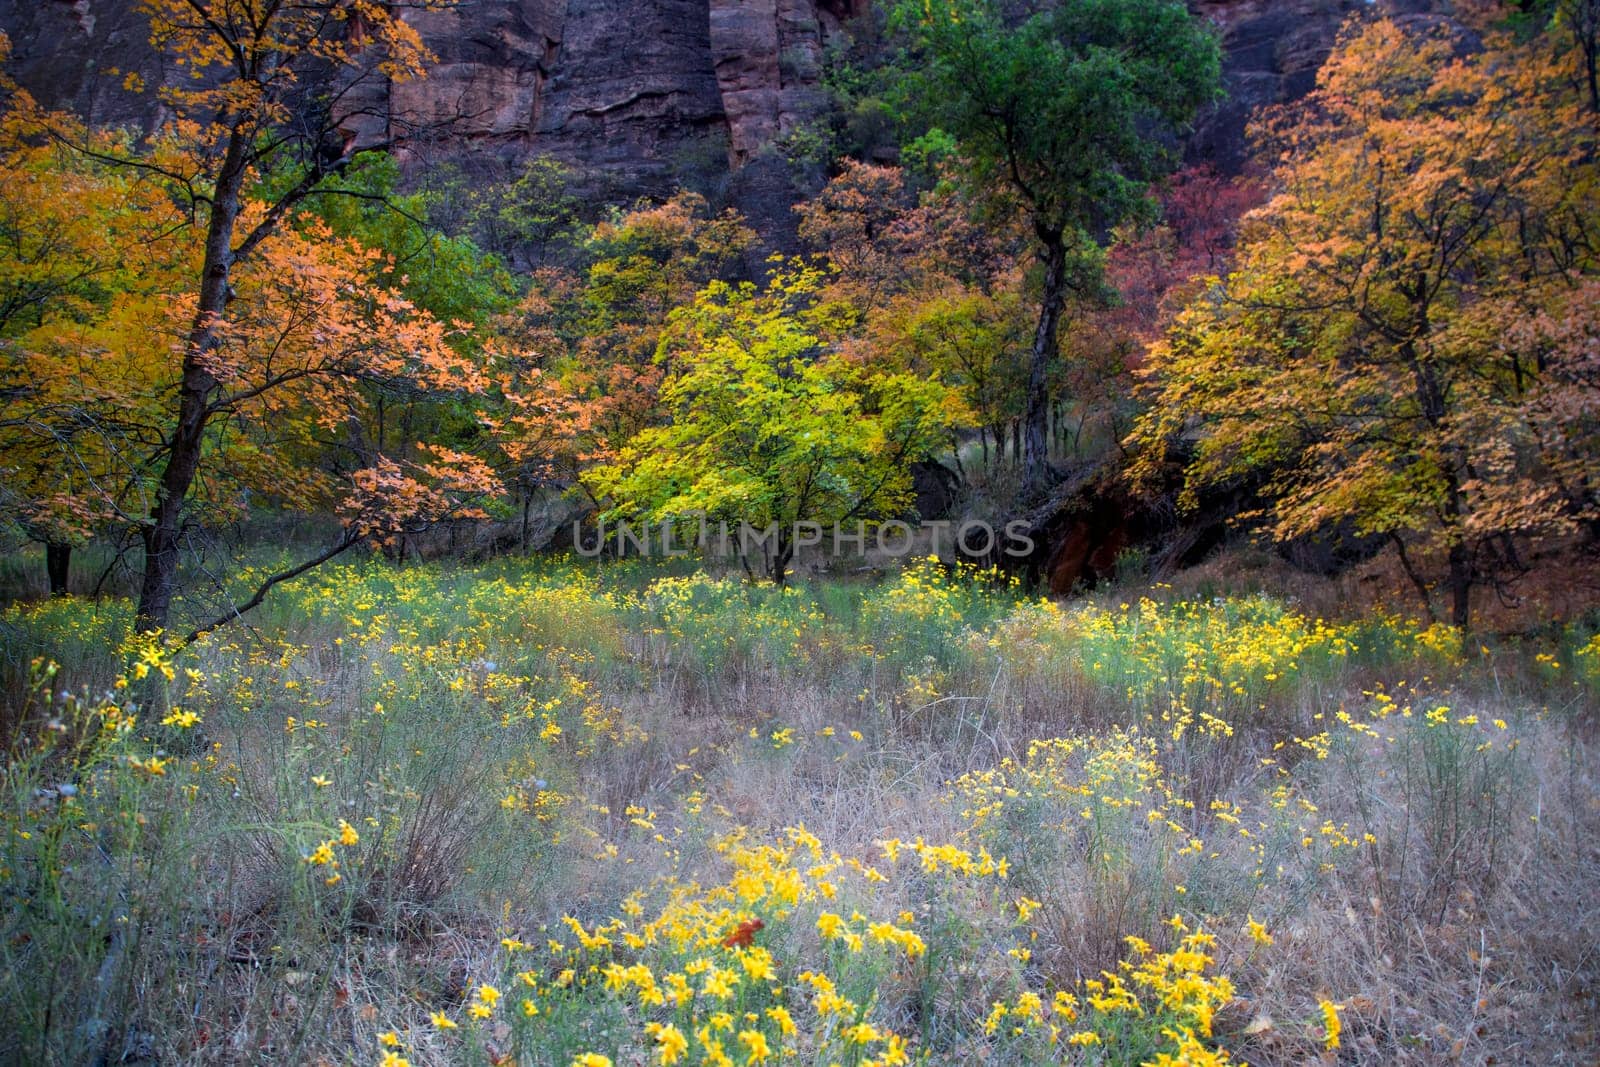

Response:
(55, 0), (495, 633)
(0, 108), (496, 620)
(1131, 16), (1600, 629)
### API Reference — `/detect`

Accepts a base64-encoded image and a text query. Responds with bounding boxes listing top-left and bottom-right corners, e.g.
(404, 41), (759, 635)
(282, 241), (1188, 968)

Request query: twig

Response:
(181, 532), (363, 644)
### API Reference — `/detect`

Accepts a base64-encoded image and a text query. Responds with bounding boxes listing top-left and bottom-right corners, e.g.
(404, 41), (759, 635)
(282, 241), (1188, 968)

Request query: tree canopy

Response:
(1131, 16), (1600, 628)
(891, 0), (1221, 494)
(586, 262), (961, 583)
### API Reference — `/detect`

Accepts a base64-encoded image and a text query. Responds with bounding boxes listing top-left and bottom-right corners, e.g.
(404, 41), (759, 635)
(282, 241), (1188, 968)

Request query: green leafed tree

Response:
(891, 0), (1220, 496)
(586, 262), (963, 584)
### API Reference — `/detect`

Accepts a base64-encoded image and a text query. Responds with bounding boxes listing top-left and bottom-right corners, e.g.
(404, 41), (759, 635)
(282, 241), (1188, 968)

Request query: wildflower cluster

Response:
(409, 824), (942, 1065)
(985, 924), (1238, 1065)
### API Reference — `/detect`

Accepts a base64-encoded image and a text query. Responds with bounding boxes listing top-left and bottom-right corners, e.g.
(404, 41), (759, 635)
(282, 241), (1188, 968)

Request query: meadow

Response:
(1, 553), (1597, 1065)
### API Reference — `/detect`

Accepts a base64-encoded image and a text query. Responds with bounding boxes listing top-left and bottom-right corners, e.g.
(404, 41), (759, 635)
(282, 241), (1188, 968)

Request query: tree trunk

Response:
(1443, 466), (1473, 631)
(1023, 229), (1069, 497)
(767, 539), (793, 586)
(1448, 539), (1472, 631)
(1405, 336), (1472, 631)
(1574, 1), (1600, 115)
(45, 542), (71, 598)
(1588, 44), (1599, 116)
(948, 433), (967, 484)
(1391, 534), (1437, 623)
(135, 125), (250, 632)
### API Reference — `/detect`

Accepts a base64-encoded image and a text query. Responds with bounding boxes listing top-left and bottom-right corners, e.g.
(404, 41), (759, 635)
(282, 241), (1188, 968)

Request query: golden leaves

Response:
(1134, 15), (1600, 620)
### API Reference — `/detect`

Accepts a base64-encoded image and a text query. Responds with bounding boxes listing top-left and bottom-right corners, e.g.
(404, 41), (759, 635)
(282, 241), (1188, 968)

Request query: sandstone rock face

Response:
(709, 0), (841, 164)
(0, 0), (166, 131)
(1189, 0), (1370, 171)
(1, 0), (1436, 218)
(532, 0), (725, 191)
(386, 2), (564, 146)
(1189, 0), (1445, 171)
(1, 0), (839, 202)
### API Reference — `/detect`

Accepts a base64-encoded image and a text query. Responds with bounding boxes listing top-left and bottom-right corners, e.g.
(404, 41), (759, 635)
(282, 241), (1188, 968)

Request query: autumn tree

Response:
(575, 192), (758, 370)
(891, 0), (1220, 496)
(797, 160), (1023, 308)
(586, 262), (961, 584)
(797, 161), (1031, 475)
(884, 288), (1030, 474)
(1059, 165), (1265, 457)
(58, 0), (495, 632)
(1131, 16), (1600, 629)
(0, 144), (499, 620)
(0, 55), (194, 596)
(0, 3), (509, 631)
(489, 193), (757, 509)
(1557, 0), (1600, 113)
(796, 160), (923, 303)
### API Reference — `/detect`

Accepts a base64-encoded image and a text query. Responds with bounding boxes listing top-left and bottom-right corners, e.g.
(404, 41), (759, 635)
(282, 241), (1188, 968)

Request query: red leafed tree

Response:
(1062, 165), (1264, 451)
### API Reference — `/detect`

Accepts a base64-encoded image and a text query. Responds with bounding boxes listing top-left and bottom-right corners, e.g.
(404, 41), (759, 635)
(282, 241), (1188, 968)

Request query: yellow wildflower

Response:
(738, 1029), (772, 1063)
(1319, 1000), (1342, 1049)
(650, 1022), (689, 1065)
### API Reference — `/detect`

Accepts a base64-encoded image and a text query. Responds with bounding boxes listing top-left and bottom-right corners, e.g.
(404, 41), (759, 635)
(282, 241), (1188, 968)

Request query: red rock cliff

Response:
(1, 1), (1426, 218)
